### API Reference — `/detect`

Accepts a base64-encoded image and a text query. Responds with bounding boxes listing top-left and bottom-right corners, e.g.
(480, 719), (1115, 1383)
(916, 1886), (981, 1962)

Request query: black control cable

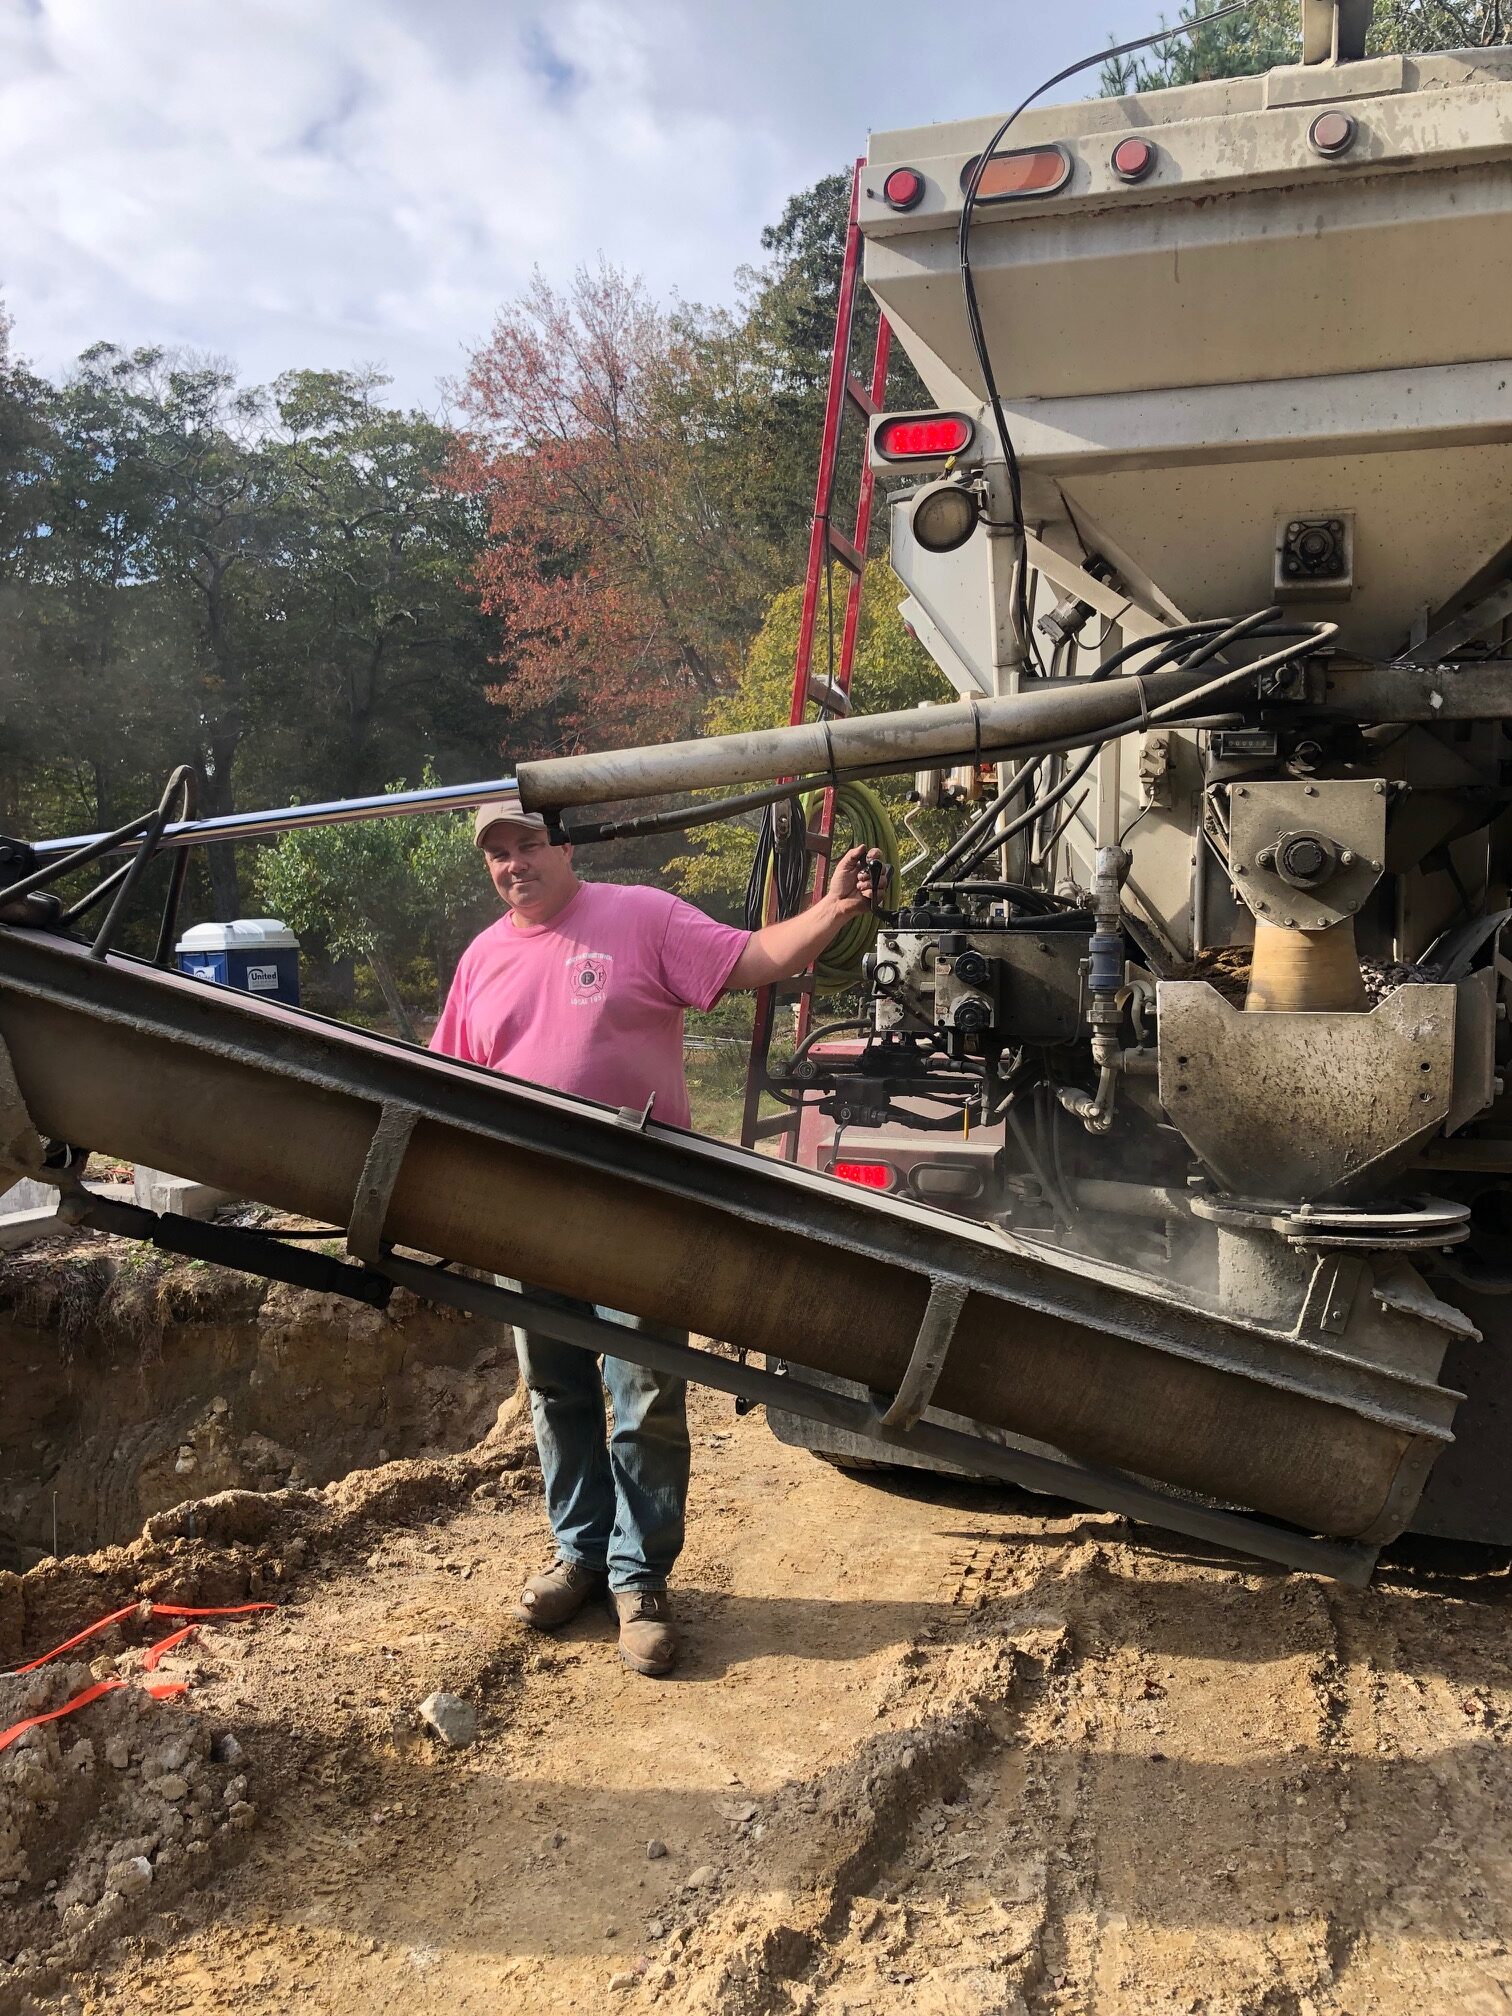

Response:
(959, 3), (1257, 662)
(923, 608), (1257, 887)
(941, 612), (1328, 883)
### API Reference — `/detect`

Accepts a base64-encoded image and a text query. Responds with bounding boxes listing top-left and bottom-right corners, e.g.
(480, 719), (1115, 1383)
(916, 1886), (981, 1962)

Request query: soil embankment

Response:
(2, 1239), (1509, 2015)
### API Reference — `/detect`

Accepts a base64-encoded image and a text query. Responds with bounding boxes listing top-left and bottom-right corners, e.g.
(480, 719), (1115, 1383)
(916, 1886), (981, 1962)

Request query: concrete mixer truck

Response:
(513, 0), (1512, 1549)
(1, 0), (1508, 1583)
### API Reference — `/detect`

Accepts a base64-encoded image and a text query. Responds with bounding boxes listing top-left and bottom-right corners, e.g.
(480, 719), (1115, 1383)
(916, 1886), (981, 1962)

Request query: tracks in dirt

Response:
(14, 1398), (1512, 2016)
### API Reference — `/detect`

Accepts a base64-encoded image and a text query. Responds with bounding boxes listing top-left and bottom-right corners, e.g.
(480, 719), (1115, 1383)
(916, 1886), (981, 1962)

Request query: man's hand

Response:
(728, 844), (890, 992)
(827, 845), (887, 922)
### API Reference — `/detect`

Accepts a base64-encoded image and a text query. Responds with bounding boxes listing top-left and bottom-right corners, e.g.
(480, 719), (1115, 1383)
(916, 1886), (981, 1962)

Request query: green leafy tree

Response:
(1102, 0), (1509, 93)
(671, 560), (951, 913)
(256, 809), (422, 1037)
(25, 345), (289, 917)
(0, 340), (209, 851)
(408, 800), (498, 996)
(732, 173), (929, 563)
(256, 369), (498, 804)
(254, 776), (495, 1038)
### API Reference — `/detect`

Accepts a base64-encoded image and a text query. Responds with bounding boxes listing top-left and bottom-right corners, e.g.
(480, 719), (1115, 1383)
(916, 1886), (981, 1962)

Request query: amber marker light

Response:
(960, 144), (1073, 202)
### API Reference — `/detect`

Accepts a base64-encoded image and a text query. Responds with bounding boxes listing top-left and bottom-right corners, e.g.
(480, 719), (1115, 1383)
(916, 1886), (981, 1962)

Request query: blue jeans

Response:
(508, 1284), (691, 1593)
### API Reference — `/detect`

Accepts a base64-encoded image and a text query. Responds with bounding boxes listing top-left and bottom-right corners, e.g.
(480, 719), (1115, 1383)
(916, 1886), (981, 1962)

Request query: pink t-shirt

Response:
(429, 881), (750, 1130)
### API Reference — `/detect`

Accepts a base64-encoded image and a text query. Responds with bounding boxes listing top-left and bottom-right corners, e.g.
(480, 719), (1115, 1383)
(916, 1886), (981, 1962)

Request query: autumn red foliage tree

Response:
(453, 263), (716, 749)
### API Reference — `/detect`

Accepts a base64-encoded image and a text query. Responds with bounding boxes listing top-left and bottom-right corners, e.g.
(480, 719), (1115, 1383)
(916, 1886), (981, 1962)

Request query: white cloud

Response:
(0, 0), (1150, 405)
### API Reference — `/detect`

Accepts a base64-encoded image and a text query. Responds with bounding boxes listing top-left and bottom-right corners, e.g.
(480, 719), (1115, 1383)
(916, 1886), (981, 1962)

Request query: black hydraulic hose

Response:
(925, 613), (1287, 888)
(951, 742), (1101, 882)
(924, 757), (1039, 887)
(747, 794), (808, 929)
(1146, 624), (1338, 726)
(1084, 619), (1232, 683)
(952, 624), (1278, 884)
(889, 1102), (980, 1133)
(923, 622), (1248, 891)
(785, 1017), (871, 1073)
(919, 882), (1076, 913)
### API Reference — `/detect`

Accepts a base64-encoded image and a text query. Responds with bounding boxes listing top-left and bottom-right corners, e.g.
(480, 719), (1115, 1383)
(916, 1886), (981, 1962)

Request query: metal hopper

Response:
(861, 37), (1512, 660)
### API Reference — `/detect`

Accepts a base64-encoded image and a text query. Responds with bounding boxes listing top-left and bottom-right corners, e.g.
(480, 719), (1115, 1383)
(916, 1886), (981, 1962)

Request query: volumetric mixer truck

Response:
(2, 0), (1509, 1582)
(513, 0), (1512, 1552)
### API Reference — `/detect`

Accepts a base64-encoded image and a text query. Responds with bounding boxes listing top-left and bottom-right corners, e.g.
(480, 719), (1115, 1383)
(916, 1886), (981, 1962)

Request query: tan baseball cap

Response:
(472, 795), (549, 847)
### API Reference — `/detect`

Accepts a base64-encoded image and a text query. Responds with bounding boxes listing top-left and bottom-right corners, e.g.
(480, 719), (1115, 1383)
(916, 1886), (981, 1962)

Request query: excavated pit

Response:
(0, 1226), (517, 1570)
(1, 1226), (529, 1997)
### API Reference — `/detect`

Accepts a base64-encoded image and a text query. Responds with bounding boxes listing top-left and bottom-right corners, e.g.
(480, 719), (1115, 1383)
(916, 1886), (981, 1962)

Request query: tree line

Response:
(1, 5), (1494, 1021)
(0, 171), (924, 1003)
(1101, 0), (1508, 92)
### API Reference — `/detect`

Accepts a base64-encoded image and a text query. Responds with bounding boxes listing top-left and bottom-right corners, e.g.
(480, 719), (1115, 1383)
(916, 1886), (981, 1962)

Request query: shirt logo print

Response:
(567, 950), (613, 1007)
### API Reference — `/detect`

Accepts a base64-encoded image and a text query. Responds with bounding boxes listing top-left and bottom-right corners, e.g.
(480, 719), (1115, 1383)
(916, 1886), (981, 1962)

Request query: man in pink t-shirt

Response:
(431, 794), (881, 1677)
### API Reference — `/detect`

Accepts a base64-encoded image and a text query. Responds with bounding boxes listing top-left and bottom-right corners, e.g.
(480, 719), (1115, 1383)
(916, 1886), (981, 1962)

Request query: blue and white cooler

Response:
(177, 918), (301, 1006)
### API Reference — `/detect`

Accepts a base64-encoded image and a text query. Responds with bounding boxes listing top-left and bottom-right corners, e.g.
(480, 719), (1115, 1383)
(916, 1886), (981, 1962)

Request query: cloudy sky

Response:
(1, 0), (1157, 408)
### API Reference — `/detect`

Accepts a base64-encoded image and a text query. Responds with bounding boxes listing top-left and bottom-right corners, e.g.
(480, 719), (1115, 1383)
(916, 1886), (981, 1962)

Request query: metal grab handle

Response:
(872, 1277), (970, 1433)
(347, 1101), (419, 1264)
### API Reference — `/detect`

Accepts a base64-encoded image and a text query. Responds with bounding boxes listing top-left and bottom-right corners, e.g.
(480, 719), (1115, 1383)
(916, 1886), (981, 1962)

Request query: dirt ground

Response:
(3, 1282), (1512, 2016)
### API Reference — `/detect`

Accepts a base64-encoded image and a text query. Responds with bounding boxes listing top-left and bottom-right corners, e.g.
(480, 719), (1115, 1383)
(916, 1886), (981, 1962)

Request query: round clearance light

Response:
(882, 166), (925, 211)
(911, 478), (980, 555)
(874, 412), (974, 460)
(1111, 136), (1157, 183)
(1309, 110), (1358, 157)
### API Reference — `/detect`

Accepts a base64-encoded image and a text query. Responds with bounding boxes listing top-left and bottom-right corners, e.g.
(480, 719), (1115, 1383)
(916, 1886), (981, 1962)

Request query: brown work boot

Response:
(511, 1559), (607, 1631)
(612, 1589), (678, 1677)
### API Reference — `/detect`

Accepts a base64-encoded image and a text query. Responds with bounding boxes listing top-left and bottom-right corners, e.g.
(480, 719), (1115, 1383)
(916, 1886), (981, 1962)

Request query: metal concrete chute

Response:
(859, 23), (1512, 661)
(0, 917), (1464, 1586)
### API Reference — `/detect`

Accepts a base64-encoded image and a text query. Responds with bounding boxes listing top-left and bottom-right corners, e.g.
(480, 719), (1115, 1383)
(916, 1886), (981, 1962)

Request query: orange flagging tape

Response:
(11, 1603), (139, 1674)
(0, 1601), (275, 1754)
(12, 1600), (277, 1676)
(0, 1677), (124, 1751)
(143, 1626), (199, 1672)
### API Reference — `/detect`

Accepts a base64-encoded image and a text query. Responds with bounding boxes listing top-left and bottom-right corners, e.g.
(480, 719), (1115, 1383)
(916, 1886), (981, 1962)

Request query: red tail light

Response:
(961, 144), (1072, 203)
(1111, 137), (1157, 184)
(882, 166), (925, 211)
(833, 1160), (894, 1190)
(874, 413), (974, 461)
(1309, 110), (1358, 157)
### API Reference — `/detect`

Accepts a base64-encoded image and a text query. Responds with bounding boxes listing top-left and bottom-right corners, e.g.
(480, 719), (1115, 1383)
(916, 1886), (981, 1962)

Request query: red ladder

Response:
(740, 158), (893, 1157)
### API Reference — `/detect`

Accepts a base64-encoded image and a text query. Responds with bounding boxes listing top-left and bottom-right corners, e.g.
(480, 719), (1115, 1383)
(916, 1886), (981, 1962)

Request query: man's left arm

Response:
(727, 846), (883, 991)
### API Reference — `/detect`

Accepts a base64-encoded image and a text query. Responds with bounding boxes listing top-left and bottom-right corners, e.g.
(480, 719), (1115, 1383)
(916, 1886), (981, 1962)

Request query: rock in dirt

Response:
(147, 1774), (189, 1801)
(417, 1691), (478, 1749)
(107, 1856), (153, 1898)
(683, 1864), (716, 1891)
(646, 1839), (668, 1860)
